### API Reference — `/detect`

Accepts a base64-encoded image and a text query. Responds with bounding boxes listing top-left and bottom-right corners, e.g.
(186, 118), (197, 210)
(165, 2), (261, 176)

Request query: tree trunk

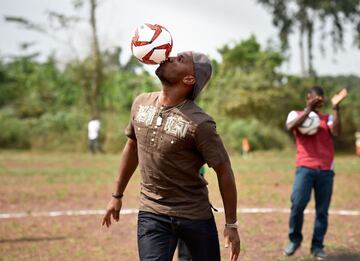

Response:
(307, 19), (314, 76)
(299, 27), (306, 76)
(89, 0), (102, 118)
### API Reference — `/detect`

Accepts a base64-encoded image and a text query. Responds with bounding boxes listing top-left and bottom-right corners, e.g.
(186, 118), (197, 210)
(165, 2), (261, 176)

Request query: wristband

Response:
(112, 193), (123, 199)
(225, 221), (238, 229)
(332, 106), (339, 111)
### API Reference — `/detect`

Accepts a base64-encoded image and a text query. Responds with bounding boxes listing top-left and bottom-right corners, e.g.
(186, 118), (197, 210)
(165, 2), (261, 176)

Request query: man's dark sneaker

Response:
(311, 248), (327, 260)
(283, 241), (301, 256)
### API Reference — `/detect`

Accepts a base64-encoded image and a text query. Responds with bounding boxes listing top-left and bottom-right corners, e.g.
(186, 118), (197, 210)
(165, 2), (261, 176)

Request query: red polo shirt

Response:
(287, 111), (334, 170)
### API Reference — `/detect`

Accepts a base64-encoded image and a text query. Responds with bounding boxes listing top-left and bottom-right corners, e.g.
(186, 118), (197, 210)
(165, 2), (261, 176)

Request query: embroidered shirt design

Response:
(135, 105), (156, 126)
(164, 115), (190, 138)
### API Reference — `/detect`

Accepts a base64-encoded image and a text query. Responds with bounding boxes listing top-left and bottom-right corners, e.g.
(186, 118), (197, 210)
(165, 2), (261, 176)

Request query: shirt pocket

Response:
(158, 133), (186, 154)
(134, 123), (149, 146)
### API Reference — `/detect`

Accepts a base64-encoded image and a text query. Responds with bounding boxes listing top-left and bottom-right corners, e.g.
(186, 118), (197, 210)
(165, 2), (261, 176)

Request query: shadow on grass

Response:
(0, 236), (67, 244)
(326, 252), (360, 261)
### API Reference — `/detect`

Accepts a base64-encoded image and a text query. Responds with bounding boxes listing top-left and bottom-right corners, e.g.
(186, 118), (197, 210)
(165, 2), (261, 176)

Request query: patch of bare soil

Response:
(1, 213), (359, 261)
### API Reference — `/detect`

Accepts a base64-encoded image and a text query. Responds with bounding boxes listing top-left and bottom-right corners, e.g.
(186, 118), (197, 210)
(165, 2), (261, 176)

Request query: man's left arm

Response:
(213, 161), (237, 224)
(329, 108), (340, 136)
(213, 161), (240, 261)
(195, 121), (240, 261)
(329, 88), (348, 136)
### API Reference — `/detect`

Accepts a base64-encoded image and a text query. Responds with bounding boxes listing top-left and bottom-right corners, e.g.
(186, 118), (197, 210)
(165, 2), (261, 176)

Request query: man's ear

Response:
(183, 75), (196, 86)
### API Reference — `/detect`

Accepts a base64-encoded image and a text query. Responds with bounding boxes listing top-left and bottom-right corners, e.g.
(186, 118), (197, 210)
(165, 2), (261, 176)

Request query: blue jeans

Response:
(137, 211), (220, 261)
(288, 166), (334, 249)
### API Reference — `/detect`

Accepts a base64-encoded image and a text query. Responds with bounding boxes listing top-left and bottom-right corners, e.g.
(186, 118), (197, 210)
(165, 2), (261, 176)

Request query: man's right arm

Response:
(114, 138), (139, 195)
(286, 96), (322, 130)
(102, 138), (138, 227)
(286, 110), (311, 131)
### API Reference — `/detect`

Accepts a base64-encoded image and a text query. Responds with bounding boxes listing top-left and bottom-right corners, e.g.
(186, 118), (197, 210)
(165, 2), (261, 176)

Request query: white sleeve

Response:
(327, 115), (334, 126)
(286, 111), (299, 125)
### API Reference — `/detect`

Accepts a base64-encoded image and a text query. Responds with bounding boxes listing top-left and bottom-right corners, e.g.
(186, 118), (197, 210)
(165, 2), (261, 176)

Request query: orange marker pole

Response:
(355, 132), (360, 157)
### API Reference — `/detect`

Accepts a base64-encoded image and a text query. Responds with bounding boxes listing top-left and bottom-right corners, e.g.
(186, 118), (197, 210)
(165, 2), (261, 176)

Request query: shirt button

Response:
(151, 138), (154, 142)
(171, 140), (174, 144)
(153, 131), (156, 134)
(137, 127), (140, 130)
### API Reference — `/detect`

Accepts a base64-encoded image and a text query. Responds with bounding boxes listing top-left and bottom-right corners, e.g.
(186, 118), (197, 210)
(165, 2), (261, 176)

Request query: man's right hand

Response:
(306, 96), (323, 112)
(102, 198), (122, 227)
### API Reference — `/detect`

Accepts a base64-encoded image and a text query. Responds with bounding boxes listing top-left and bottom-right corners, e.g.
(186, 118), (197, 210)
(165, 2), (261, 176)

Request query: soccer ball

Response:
(131, 23), (173, 64)
(298, 111), (320, 135)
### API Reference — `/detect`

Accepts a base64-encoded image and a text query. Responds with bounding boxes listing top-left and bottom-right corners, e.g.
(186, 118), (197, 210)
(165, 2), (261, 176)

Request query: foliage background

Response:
(0, 36), (358, 153)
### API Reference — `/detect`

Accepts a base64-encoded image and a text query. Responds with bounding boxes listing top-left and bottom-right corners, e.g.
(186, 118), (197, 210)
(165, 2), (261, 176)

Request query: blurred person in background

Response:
(88, 117), (104, 154)
(284, 86), (347, 259)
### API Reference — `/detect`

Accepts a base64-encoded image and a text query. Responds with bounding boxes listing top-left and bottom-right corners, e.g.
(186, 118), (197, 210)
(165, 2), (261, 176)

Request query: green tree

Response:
(257, 0), (360, 75)
(5, 0), (104, 118)
(200, 36), (293, 150)
(203, 36), (287, 126)
(0, 56), (82, 116)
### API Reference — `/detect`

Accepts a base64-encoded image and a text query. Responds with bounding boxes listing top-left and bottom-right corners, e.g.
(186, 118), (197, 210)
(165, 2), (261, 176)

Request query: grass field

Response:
(0, 150), (359, 261)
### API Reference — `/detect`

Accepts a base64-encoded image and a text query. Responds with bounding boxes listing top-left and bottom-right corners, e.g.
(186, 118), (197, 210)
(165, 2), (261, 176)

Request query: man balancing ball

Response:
(284, 86), (347, 260)
(102, 52), (240, 261)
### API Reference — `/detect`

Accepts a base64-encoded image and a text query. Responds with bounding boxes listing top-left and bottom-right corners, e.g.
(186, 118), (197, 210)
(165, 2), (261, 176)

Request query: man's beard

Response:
(155, 64), (176, 85)
(155, 65), (168, 84)
(155, 65), (164, 79)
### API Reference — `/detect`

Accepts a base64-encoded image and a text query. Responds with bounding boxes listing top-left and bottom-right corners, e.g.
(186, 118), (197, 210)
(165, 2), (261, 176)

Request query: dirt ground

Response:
(1, 213), (359, 261)
(0, 151), (359, 260)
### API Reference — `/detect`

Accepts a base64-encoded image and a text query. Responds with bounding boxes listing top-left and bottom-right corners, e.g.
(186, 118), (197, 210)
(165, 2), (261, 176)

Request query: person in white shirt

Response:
(88, 117), (104, 154)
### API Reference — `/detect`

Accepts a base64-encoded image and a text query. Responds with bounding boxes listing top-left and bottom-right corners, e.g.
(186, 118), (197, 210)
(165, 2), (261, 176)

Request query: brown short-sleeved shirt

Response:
(125, 92), (229, 219)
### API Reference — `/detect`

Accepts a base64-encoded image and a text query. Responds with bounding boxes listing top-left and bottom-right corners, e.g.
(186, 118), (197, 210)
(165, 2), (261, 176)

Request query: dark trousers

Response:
(88, 139), (104, 154)
(137, 211), (220, 261)
(288, 166), (334, 249)
(178, 239), (192, 261)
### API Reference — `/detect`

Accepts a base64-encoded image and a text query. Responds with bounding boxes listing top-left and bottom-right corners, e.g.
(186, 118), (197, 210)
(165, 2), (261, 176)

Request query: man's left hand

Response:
(224, 227), (241, 261)
(331, 88), (348, 108)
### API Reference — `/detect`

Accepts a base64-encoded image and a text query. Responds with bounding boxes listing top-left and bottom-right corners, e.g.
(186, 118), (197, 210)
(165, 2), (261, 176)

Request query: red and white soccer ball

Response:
(131, 23), (173, 64)
(298, 111), (321, 135)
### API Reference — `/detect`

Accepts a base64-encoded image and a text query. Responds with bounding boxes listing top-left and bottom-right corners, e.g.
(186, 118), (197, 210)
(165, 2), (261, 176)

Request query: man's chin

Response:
(155, 65), (162, 78)
(155, 62), (168, 78)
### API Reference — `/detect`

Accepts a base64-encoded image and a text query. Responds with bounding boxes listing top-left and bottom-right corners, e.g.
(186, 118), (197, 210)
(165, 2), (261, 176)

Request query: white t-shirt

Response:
(286, 111), (299, 125)
(286, 111), (334, 126)
(88, 119), (100, 140)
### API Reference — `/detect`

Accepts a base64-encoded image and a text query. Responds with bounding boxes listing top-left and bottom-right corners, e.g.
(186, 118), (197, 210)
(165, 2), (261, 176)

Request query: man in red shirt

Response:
(284, 86), (347, 259)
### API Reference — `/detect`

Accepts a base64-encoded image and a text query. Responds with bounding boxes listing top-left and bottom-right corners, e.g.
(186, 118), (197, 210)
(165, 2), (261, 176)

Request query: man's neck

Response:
(159, 84), (187, 106)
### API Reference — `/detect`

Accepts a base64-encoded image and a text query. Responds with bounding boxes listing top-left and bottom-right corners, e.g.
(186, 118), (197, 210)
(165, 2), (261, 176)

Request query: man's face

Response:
(155, 52), (195, 85)
(307, 91), (324, 111)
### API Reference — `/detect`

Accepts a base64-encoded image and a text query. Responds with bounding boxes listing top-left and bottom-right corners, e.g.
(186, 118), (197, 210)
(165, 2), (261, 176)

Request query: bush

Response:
(101, 112), (130, 153)
(30, 109), (87, 151)
(0, 109), (87, 151)
(217, 118), (291, 153)
(0, 109), (32, 149)
(0, 108), (131, 152)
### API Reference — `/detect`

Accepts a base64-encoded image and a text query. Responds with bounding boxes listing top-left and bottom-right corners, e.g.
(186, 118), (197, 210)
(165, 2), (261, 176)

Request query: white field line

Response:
(0, 208), (359, 219)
